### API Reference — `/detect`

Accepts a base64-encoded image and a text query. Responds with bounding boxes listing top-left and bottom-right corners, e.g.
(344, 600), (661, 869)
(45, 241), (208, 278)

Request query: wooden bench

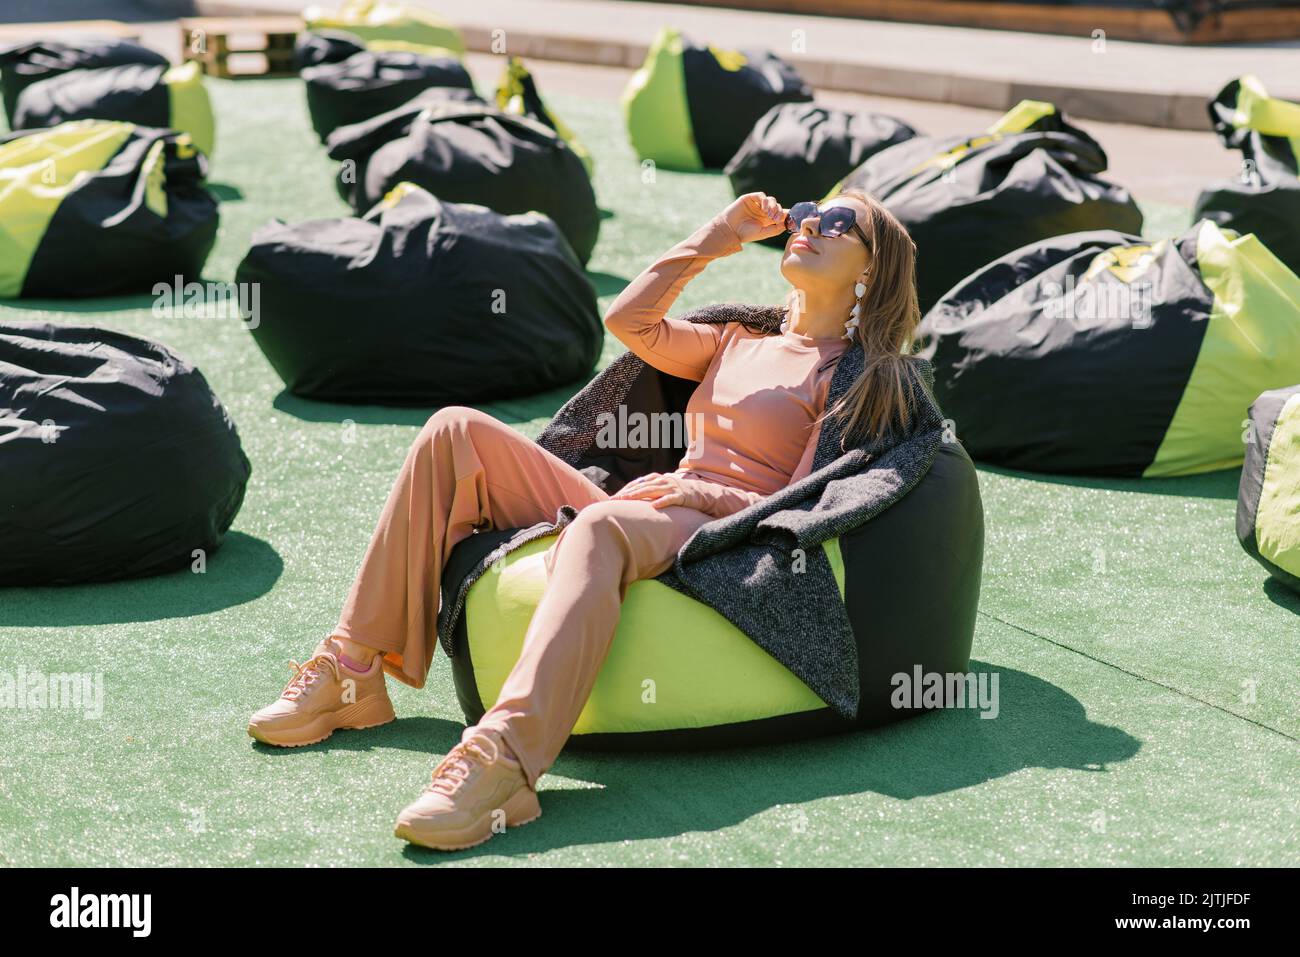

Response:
(179, 16), (305, 79)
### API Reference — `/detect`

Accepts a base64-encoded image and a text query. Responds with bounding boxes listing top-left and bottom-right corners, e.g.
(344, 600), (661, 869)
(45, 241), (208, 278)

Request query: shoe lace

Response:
(426, 732), (500, 797)
(281, 652), (341, 701)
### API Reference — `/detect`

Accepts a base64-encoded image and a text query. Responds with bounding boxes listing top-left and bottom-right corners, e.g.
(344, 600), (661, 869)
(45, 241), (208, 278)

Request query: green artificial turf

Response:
(0, 76), (1295, 867)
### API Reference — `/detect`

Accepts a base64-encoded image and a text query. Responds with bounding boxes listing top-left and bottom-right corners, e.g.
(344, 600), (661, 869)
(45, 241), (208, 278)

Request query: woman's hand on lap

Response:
(610, 472), (688, 509)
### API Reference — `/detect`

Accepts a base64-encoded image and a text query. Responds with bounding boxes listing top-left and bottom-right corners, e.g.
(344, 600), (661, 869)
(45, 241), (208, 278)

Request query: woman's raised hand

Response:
(721, 192), (788, 244)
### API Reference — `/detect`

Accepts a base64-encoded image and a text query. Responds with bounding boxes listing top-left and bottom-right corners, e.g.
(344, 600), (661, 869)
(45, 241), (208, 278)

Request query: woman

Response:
(247, 187), (924, 850)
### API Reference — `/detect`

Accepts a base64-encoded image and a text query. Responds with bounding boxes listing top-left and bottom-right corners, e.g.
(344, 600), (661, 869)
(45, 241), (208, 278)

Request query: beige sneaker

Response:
(247, 638), (395, 747)
(393, 726), (541, 851)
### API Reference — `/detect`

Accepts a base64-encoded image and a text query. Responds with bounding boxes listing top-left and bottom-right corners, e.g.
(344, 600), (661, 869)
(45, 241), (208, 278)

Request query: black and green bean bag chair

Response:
(235, 183), (602, 404)
(328, 99), (599, 264)
(297, 30), (474, 142)
(0, 38), (168, 123)
(303, 1), (465, 56)
(0, 121), (219, 299)
(919, 220), (1300, 477)
(442, 439), (983, 748)
(725, 102), (917, 208)
(1238, 385), (1300, 593)
(6, 59), (215, 158)
(1194, 75), (1300, 279)
(495, 56), (593, 178)
(0, 321), (250, 585)
(622, 26), (813, 171)
(833, 100), (1143, 312)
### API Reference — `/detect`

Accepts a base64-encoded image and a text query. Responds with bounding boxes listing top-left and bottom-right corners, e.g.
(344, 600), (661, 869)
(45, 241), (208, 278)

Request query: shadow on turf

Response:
(271, 381), (597, 428)
(0, 293), (158, 314)
(587, 271), (629, 299)
(209, 183), (245, 202)
(0, 532), (282, 626)
(256, 658), (1140, 860)
(1262, 577), (1300, 615)
(976, 463), (1241, 500)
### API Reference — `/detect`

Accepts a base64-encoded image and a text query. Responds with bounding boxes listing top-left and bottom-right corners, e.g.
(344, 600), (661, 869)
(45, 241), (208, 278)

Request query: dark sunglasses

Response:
(785, 201), (871, 248)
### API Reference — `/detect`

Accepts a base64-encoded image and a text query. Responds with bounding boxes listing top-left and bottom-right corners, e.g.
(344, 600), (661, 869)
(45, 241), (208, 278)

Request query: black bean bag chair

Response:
(297, 29), (475, 143)
(6, 59), (215, 158)
(726, 102), (917, 248)
(0, 38), (167, 123)
(495, 56), (592, 178)
(0, 121), (219, 299)
(623, 26), (813, 171)
(441, 425), (984, 750)
(835, 100), (1143, 312)
(1238, 384), (1300, 593)
(328, 97), (598, 263)
(919, 220), (1300, 477)
(294, 29), (362, 70)
(235, 183), (603, 404)
(1194, 75), (1300, 280)
(726, 102), (917, 206)
(0, 321), (250, 585)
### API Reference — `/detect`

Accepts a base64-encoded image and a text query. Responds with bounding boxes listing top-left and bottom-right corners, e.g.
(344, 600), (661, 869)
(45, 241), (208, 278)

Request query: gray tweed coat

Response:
(436, 302), (946, 720)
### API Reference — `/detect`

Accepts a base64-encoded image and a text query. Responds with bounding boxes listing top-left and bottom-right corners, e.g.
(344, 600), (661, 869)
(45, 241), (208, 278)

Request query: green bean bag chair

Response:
(0, 120), (219, 299)
(0, 38), (168, 123)
(1238, 384), (1300, 593)
(442, 439), (984, 749)
(920, 220), (1300, 477)
(1194, 75), (1300, 280)
(303, 1), (465, 55)
(833, 100), (1143, 312)
(7, 59), (215, 159)
(0, 321), (250, 585)
(622, 26), (812, 171)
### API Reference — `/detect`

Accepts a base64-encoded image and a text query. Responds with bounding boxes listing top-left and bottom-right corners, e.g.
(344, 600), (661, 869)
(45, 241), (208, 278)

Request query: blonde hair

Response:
(816, 188), (924, 448)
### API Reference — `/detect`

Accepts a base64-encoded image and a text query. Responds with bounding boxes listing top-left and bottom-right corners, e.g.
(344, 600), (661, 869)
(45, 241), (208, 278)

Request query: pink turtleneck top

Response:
(603, 213), (850, 518)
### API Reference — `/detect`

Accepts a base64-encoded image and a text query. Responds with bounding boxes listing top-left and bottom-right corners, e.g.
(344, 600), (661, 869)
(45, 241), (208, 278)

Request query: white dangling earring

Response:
(843, 280), (866, 341)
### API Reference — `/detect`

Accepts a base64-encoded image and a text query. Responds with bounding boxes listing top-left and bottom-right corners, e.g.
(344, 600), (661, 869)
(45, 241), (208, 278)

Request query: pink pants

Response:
(333, 406), (713, 789)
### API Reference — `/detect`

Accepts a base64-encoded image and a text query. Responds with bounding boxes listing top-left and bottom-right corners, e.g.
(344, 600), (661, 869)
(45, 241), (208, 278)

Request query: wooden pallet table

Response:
(179, 16), (305, 78)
